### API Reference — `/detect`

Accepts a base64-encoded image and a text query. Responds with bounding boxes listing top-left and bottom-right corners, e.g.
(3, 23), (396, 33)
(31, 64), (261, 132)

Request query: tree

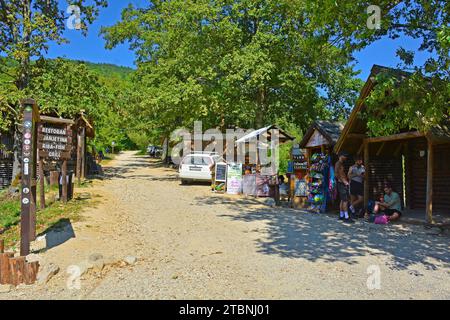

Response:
(102, 0), (363, 138)
(0, 0), (107, 183)
(306, 0), (449, 135)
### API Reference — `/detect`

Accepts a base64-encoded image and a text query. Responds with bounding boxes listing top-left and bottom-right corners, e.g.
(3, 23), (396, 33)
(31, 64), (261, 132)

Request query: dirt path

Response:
(2, 151), (449, 299)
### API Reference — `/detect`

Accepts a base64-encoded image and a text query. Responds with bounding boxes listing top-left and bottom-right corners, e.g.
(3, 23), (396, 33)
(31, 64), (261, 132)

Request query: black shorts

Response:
(383, 208), (402, 216)
(337, 182), (349, 201)
(350, 180), (364, 197)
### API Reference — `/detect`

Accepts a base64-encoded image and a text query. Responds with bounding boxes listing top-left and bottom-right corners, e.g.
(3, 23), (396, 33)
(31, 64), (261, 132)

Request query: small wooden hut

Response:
(0, 132), (14, 189)
(334, 65), (450, 223)
(296, 121), (345, 212)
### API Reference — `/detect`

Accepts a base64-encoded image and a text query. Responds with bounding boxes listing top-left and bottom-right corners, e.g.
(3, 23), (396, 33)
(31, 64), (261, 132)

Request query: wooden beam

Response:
(364, 141), (370, 209)
(76, 128), (82, 185)
(39, 157), (45, 210)
(39, 115), (74, 125)
(403, 142), (410, 210)
(365, 131), (424, 144)
(357, 143), (364, 156)
(393, 142), (404, 157)
(347, 133), (367, 139)
(61, 160), (68, 204)
(426, 139), (434, 223)
(81, 129), (86, 179)
(376, 142), (386, 156)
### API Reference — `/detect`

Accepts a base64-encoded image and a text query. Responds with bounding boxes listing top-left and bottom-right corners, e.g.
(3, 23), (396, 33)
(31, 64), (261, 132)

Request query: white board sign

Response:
(226, 163), (243, 194)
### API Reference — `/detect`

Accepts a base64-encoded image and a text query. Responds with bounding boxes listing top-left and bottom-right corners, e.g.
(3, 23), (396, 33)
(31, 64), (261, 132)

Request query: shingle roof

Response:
(299, 120), (345, 148)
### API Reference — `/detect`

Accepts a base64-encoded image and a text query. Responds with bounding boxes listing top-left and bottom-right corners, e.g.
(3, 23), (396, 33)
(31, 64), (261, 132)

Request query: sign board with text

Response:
(37, 123), (73, 161)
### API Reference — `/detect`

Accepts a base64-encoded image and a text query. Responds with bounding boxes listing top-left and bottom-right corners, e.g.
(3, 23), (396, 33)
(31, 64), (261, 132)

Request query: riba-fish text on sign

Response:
(38, 123), (73, 161)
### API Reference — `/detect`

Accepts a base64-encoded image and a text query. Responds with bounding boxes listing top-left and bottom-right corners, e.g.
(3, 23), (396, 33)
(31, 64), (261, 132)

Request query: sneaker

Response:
(339, 215), (345, 220)
(343, 218), (355, 224)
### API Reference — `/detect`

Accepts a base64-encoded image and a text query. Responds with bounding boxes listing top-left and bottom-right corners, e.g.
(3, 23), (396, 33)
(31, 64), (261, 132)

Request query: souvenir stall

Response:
(235, 125), (294, 199)
(289, 144), (308, 208)
(298, 121), (345, 213)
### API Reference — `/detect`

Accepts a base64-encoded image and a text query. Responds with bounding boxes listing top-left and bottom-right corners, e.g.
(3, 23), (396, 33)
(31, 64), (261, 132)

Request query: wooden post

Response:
(61, 160), (68, 203)
(403, 142), (410, 210)
(80, 128), (86, 179)
(364, 141), (370, 209)
(24, 261), (39, 285)
(425, 139), (434, 223)
(0, 239), (4, 253)
(20, 99), (39, 257)
(49, 171), (59, 187)
(76, 128), (82, 185)
(9, 257), (26, 286)
(30, 181), (37, 241)
(0, 253), (14, 284)
(39, 157), (45, 210)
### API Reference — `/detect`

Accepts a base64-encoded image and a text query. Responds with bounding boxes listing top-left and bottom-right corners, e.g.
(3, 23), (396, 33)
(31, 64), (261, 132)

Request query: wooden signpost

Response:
(20, 99), (39, 256)
(0, 99), (41, 286)
(37, 118), (74, 204)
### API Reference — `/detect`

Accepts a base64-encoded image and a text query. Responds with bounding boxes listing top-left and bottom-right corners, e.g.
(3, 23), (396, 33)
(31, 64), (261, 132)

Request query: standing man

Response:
(348, 155), (365, 218)
(335, 151), (353, 223)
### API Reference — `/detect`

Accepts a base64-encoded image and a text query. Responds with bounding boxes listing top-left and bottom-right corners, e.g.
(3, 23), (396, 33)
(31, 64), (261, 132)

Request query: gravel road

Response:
(2, 151), (449, 300)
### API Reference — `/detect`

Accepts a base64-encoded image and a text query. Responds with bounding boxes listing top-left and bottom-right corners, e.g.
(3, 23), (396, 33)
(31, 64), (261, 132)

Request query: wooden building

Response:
(299, 120), (345, 155)
(334, 65), (450, 223)
(295, 121), (345, 212)
(0, 132), (14, 189)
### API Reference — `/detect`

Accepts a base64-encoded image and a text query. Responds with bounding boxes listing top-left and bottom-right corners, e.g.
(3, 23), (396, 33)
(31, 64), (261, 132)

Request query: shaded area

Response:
(194, 196), (450, 271)
(95, 155), (178, 181)
(34, 218), (76, 252)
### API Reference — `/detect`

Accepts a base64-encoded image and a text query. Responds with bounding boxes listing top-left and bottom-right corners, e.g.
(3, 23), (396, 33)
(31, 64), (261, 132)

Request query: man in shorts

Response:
(373, 184), (402, 221)
(335, 151), (353, 223)
(348, 155), (365, 218)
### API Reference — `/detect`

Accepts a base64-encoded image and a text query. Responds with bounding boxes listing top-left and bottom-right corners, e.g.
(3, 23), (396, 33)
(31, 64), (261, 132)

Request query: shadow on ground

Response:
(194, 196), (450, 271)
(94, 155), (178, 182)
(33, 218), (76, 252)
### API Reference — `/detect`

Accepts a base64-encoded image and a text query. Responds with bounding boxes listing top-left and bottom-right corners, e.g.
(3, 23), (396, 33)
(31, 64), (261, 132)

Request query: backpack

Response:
(374, 215), (389, 225)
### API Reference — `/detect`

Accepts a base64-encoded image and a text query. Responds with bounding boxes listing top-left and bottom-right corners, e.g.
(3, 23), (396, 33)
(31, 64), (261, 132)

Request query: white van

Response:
(179, 152), (224, 184)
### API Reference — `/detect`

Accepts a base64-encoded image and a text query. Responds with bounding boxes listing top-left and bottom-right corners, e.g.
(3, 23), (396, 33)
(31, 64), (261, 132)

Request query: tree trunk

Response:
(255, 87), (265, 128)
(10, 127), (22, 190)
(10, 0), (32, 192)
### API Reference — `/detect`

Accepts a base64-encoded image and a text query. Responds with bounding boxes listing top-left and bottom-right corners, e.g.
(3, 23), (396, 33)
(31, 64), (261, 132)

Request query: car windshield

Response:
(182, 156), (212, 166)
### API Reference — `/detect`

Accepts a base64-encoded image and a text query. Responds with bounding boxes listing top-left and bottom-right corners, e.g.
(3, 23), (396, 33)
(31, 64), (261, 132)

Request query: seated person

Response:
(373, 184), (402, 221)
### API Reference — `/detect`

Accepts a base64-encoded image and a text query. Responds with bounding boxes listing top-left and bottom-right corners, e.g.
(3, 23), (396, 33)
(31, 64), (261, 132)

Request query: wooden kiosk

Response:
(296, 121), (344, 212)
(334, 65), (450, 223)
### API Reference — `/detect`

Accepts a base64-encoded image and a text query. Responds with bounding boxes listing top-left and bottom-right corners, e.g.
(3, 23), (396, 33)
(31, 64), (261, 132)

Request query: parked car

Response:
(179, 152), (224, 184)
(147, 145), (163, 158)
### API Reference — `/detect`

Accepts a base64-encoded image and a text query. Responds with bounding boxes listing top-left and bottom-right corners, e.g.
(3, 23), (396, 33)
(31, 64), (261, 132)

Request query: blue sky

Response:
(46, 1), (432, 80)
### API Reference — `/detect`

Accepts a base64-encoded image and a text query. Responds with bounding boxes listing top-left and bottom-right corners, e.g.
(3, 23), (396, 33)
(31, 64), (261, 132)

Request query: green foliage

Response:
(0, 0), (108, 135)
(0, 197), (21, 230)
(364, 71), (450, 137)
(102, 0), (364, 137)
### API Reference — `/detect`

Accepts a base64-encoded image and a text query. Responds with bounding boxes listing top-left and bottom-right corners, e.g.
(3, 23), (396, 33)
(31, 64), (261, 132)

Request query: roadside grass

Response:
(0, 182), (97, 251)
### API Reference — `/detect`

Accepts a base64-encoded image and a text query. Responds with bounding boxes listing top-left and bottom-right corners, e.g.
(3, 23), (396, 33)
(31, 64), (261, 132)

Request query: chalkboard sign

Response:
(215, 162), (227, 183)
